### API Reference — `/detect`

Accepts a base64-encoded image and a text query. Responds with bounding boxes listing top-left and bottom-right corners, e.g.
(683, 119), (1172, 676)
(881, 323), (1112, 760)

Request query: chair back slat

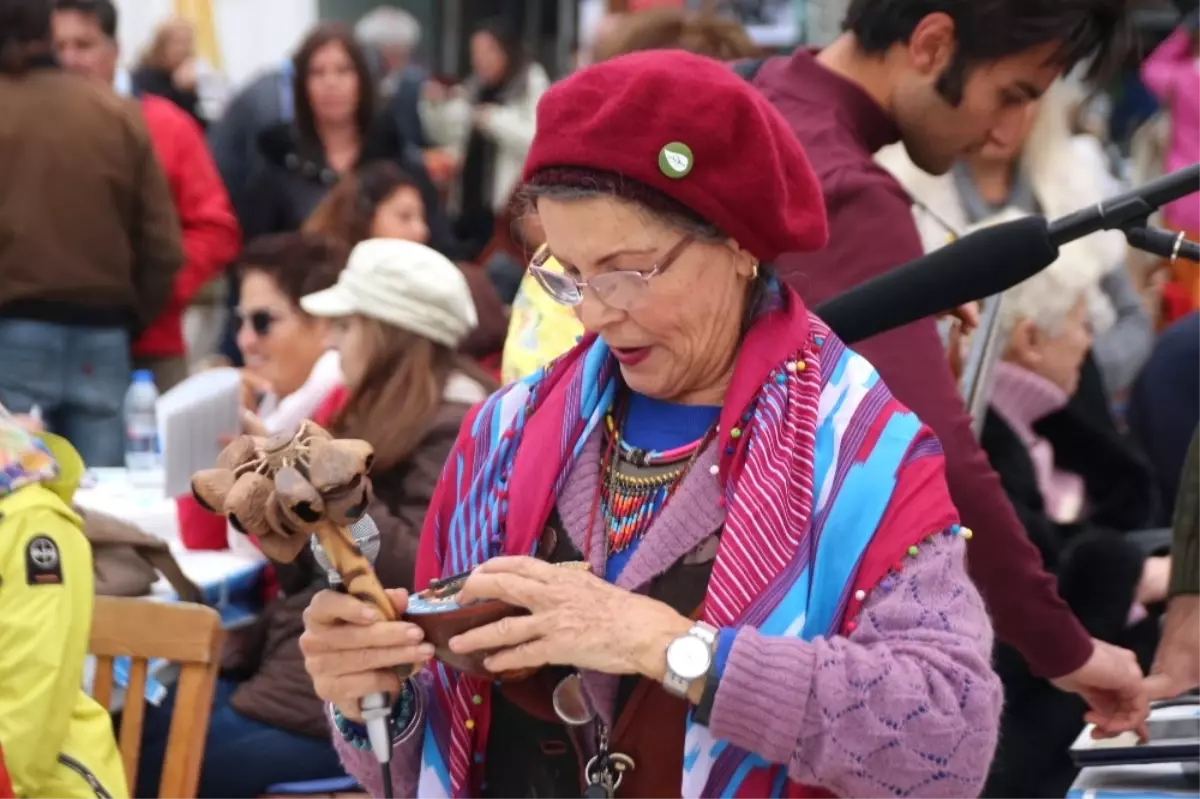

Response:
(158, 662), (221, 798)
(89, 597), (222, 663)
(88, 597), (224, 799)
(92, 655), (114, 712)
(118, 657), (148, 785)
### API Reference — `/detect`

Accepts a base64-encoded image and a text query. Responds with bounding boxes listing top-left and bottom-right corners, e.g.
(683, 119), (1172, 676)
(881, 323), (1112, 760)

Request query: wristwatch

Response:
(662, 621), (718, 698)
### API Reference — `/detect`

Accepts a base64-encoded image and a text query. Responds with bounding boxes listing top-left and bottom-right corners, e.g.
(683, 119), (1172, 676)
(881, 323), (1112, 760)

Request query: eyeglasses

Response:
(235, 309), (279, 338)
(528, 236), (694, 311)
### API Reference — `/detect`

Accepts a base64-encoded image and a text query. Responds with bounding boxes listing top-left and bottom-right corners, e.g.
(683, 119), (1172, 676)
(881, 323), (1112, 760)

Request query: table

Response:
(1069, 761), (1200, 798)
(76, 468), (268, 710)
(1069, 705), (1200, 798)
(75, 467), (266, 610)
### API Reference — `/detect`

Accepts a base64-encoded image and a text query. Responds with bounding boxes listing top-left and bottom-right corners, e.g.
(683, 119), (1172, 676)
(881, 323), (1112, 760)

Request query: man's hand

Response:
(1051, 638), (1150, 739)
(939, 301), (980, 333)
(1145, 594), (1200, 702)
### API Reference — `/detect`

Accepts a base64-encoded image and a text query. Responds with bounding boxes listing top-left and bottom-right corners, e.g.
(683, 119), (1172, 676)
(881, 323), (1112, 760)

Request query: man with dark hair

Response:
(52, 0), (240, 393)
(744, 0), (1148, 744)
(0, 0), (182, 467)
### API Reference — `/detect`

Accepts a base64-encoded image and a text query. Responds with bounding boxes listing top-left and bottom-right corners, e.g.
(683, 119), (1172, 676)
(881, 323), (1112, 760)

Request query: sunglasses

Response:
(528, 236), (694, 311)
(235, 309), (280, 338)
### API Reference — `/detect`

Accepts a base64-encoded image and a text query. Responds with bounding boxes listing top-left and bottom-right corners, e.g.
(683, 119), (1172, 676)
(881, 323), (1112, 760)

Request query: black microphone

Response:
(1048, 163), (1200, 247)
(815, 165), (1200, 344)
(814, 215), (1057, 345)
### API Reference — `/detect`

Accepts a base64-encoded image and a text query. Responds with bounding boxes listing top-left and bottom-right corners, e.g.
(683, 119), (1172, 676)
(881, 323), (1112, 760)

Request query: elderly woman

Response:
(297, 51), (1002, 798)
(978, 257), (1163, 797)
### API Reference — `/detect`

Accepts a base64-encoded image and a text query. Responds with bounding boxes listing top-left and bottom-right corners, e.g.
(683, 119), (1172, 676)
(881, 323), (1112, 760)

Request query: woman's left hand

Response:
(449, 556), (692, 677)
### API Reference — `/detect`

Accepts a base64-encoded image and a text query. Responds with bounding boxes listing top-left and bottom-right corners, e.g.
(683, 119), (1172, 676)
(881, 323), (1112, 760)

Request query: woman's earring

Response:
(751, 260), (760, 280)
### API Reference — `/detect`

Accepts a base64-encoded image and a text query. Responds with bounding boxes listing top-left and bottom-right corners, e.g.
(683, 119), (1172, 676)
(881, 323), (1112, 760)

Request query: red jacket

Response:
(133, 95), (240, 358)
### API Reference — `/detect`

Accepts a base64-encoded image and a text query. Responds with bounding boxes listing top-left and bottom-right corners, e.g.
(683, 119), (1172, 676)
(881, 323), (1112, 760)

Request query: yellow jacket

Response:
(500, 257), (584, 384)
(0, 434), (127, 799)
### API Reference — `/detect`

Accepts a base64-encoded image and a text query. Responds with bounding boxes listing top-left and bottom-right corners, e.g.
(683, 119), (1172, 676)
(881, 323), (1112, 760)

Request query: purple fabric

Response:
(708, 536), (1002, 797)
(331, 427), (1002, 797)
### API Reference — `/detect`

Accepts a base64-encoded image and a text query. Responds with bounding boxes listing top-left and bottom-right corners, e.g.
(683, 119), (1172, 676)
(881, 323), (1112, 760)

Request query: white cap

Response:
(300, 239), (478, 349)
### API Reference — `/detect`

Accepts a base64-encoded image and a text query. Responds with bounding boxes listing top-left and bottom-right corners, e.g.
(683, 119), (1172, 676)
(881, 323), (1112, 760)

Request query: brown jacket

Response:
(0, 66), (182, 331)
(228, 400), (473, 737)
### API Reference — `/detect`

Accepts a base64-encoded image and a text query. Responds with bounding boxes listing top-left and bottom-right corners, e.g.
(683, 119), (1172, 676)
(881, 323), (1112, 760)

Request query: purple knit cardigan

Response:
(332, 431), (1004, 797)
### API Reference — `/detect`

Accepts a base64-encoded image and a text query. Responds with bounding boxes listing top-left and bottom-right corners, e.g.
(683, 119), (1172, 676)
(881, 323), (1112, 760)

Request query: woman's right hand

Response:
(300, 588), (435, 723)
(239, 369), (272, 412)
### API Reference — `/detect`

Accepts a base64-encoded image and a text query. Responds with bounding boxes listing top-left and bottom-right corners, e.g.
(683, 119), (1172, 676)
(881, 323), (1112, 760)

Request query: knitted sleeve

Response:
(707, 535), (1002, 797)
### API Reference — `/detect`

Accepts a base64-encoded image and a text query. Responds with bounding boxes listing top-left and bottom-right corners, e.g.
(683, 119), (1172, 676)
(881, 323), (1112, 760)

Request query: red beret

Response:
(522, 50), (828, 263)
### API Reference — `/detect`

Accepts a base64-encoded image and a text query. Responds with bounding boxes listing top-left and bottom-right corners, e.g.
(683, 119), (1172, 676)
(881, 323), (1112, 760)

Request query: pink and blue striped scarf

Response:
(413, 282), (956, 797)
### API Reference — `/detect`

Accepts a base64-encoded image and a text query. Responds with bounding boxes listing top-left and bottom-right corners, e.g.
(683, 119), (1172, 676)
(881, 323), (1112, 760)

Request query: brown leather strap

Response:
(140, 548), (203, 603)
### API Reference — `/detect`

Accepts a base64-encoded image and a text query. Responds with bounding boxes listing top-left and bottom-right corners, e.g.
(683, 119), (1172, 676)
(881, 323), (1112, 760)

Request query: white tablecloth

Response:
(74, 467), (266, 600)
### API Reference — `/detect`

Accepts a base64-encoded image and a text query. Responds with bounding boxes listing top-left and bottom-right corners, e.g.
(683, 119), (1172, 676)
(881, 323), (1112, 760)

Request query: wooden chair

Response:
(260, 791), (368, 799)
(89, 597), (225, 799)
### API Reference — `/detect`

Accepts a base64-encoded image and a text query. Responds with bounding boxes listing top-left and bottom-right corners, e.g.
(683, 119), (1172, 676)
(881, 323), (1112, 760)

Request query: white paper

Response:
(156, 368), (242, 498)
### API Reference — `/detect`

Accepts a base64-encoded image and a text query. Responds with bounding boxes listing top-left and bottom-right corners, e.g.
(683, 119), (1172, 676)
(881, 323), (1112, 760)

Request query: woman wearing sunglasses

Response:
(293, 52), (1002, 797)
(233, 234), (347, 435)
(137, 233), (352, 797)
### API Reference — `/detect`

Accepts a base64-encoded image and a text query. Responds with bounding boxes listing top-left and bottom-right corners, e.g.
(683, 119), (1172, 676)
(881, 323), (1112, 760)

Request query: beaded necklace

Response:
(599, 405), (715, 554)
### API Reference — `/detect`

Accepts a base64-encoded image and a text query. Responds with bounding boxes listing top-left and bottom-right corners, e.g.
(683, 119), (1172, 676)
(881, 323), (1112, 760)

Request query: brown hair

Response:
(0, 0), (52, 75)
(237, 232), (348, 309)
(292, 22), (376, 145)
(304, 160), (419, 246)
(137, 17), (192, 72)
(332, 319), (495, 470)
(591, 7), (761, 64)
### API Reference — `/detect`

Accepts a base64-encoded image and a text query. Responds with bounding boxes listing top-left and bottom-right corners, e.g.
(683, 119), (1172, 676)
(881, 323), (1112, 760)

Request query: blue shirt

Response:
(604, 393), (720, 582)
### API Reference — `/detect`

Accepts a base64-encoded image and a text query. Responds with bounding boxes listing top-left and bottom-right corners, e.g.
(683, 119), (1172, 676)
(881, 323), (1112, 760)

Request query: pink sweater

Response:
(1141, 27), (1200, 231)
(332, 431), (1003, 797)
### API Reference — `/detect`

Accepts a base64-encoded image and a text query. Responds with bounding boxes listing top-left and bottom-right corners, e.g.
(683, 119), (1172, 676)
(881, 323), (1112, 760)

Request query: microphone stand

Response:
(1048, 163), (1200, 249)
(959, 164), (1200, 435)
(960, 295), (1007, 437)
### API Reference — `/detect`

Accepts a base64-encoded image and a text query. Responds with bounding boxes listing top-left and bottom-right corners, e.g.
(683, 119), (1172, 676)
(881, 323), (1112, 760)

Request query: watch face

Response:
(667, 634), (712, 681)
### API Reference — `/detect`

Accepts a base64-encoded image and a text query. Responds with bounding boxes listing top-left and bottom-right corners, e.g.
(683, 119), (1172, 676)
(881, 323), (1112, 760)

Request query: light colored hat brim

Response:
(300, 285), (359, 318)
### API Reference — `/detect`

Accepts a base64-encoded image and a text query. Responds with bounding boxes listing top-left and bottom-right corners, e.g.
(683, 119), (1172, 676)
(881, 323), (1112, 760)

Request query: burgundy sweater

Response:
(751, 51), (1091, 678)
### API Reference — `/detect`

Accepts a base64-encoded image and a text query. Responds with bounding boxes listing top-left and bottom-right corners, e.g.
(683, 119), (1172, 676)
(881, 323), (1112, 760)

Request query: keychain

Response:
(583, 727), (635, 798)
(553, 674), (636, 799)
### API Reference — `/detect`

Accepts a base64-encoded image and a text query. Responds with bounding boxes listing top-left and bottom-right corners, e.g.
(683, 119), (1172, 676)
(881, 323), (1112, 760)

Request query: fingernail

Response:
(361, 607), (379, 622)
(406, 627), (424, 642)
(418, 643), (435, 657)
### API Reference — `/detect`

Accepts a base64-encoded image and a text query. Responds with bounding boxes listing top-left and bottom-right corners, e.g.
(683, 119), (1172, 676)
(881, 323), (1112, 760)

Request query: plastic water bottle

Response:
(124, 370), (160, 479)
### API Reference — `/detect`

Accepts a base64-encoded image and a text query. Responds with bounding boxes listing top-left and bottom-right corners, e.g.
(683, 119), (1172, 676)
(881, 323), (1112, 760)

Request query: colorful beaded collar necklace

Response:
(599, 408), (715, 554)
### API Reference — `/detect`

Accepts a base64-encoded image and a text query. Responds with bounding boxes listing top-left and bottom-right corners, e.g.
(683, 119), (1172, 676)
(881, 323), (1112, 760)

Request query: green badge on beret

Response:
(658, 141), (693, 179)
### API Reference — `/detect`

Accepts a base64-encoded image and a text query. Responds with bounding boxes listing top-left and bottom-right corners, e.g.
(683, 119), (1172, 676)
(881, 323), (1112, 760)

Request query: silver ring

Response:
(1171, 231), (1185, 265)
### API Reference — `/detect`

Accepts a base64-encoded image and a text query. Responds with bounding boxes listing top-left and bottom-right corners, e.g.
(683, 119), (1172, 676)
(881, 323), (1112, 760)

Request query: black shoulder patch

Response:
(25, 535), (63, 586)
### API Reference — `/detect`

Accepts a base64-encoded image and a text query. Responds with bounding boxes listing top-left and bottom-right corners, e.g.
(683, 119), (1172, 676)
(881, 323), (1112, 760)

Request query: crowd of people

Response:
(0, 0), (1197, 797)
